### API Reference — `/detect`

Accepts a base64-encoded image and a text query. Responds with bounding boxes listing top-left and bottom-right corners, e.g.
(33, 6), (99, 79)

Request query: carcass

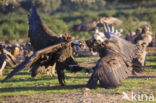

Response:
(2, 6), (87, 85)
(87, 23), (148, 89)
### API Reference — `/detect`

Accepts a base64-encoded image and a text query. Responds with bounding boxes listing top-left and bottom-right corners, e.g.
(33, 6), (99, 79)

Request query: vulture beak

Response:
(28, 4), (38, 20)
(31, 5), (37, 15)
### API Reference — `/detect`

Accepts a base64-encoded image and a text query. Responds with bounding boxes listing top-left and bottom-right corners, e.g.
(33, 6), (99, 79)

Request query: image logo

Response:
(122, 91), (155, 102)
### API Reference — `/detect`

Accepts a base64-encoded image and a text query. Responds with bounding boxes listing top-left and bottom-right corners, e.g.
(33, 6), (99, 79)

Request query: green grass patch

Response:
(0, 55), (155, 97)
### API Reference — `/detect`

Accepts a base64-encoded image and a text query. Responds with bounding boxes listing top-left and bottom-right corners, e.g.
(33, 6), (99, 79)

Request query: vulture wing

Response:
(28, 5), (62, 51)
(87, 54), (132, 89)
(2, 5), (87, 86)
(2, 41), (71, 82)
(72, 17), (122, 32)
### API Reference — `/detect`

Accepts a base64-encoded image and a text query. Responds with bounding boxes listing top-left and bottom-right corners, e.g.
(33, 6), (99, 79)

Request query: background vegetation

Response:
(0, 0), (155, 41)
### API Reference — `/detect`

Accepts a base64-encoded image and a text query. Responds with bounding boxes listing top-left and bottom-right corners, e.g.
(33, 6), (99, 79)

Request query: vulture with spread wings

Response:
(2, 6), (86, 86)
(72, 17), (122, 32)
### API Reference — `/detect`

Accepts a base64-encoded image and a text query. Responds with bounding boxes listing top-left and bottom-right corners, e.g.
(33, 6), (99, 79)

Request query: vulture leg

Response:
(56, 63), (65, 86)
(2, 41), (71, 82)
(30, 64), (40, 77)
(56, 56), (84, 86)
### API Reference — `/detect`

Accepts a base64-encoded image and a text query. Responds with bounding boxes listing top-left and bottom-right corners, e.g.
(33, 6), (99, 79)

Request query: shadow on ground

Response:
(0, 84), (86, 93)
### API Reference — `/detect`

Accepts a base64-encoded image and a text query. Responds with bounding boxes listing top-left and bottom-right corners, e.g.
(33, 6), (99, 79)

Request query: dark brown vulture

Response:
(134, 26), (153, 66)
(134, 26), (153, 46)
(87, 23), (147, 89)
(125, 26), (153, 66)
(72, 17), (122, 32)
(2, 6), (86, 86)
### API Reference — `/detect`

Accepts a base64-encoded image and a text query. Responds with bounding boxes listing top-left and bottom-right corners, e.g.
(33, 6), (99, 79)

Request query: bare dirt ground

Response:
(1, 72), (155, 103)
(129, 72), (156, 78)
(1, 92), (123, 103)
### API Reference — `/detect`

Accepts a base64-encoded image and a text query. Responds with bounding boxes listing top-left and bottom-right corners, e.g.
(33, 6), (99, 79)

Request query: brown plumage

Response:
(72, 17), (122, 31)
(2, 6), (85, 85)
(125, 26), (153, 66)
(87, 23), (147, 89)
(136, 26), (153, 47)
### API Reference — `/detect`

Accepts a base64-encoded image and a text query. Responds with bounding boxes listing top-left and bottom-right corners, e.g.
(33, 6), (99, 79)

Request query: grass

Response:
(0, 54), (155, 102)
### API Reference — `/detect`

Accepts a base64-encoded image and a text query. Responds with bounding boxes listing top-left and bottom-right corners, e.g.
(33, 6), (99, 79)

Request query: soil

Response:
(1, 92), (123, 103)
(0, 72), (155, 103)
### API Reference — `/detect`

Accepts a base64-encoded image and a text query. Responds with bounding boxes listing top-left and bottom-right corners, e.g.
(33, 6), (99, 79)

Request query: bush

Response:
(0, 16), (28, 40)
(0, 7), (155, 40)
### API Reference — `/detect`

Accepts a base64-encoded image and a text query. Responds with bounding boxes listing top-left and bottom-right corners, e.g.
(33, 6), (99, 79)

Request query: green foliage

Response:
(42, 16), (68, 34)
(0, 16), (28, 40)
(33, 0), (61, 13)
(0, 1), (155, 40)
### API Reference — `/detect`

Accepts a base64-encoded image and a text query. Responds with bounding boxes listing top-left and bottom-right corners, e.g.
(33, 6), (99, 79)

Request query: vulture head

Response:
(28, 5), (40, 29)
(90, 22), (137, 60)
(91, 22), (120, 47)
